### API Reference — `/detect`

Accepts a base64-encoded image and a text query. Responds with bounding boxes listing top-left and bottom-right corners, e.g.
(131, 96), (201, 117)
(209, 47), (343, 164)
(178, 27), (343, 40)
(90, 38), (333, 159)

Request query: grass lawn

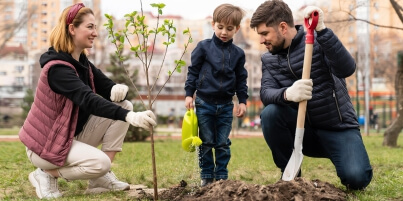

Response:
(0, 133), (402, 200)
(0, 127), (20, 135)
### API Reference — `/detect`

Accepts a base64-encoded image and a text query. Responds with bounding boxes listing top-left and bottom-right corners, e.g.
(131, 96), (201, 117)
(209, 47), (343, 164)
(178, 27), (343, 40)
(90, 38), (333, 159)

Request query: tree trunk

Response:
(383, 51), (403, 147)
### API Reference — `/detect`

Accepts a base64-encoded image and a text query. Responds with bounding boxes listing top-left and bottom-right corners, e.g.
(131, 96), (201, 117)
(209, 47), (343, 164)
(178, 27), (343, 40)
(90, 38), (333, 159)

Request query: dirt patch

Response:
(130, 178), (346, 201)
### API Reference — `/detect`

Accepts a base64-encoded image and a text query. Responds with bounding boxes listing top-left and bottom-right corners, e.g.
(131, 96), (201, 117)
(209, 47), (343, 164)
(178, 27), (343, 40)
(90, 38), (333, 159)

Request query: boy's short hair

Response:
(213, 4), (245, 26)
(250, 0), (294, 29)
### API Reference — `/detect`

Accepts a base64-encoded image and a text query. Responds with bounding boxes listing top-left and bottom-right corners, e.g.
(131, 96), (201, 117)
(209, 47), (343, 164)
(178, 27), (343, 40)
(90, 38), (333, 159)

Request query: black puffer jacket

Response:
(260, 25), (358, 130)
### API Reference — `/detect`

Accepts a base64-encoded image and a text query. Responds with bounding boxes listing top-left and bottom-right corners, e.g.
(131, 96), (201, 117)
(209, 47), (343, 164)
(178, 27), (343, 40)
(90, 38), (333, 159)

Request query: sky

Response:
(101, 0), (308, 20)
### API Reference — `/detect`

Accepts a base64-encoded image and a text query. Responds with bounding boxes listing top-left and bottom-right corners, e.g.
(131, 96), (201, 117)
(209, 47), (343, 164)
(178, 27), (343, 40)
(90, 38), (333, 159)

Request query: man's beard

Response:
(268, 36), (286, 55)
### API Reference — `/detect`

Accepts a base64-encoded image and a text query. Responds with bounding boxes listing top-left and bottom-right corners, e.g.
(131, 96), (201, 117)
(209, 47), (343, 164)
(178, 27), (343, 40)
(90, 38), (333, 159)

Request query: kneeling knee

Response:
(341, 169), (372, 190)
(261, 105), (282, 121)
(86, 155), (111, 178)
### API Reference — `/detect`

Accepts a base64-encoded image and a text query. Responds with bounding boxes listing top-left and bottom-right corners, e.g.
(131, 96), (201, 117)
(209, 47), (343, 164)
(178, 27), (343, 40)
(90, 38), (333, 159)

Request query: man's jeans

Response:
(260, 104), (373, 190)
(195, 97), (233, 180)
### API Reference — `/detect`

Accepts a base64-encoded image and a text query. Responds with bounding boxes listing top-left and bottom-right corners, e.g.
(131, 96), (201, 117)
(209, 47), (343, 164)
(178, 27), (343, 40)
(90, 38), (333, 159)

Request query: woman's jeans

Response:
(195, 97), (233, 180)
(260, 104), (373, 190)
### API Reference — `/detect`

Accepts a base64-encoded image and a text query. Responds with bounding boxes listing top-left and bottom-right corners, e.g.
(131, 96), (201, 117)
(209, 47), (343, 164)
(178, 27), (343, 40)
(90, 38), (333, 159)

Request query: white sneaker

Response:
(28, 168), (62, 199)
(85, 171), (130, 194)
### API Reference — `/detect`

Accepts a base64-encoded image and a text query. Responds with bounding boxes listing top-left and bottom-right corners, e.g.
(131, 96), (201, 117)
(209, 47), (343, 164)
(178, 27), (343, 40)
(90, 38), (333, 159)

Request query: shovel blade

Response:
(282, 128), (305, 181)
(281, 150), (304, 181)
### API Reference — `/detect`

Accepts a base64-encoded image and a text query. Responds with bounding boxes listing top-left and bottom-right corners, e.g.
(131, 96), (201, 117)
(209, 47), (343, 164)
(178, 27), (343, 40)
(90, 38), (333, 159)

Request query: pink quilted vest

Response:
(19, 60), (95, 166)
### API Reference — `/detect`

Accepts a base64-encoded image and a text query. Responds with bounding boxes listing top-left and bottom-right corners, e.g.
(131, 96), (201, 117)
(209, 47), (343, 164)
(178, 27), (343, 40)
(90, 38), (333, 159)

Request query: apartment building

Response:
(26, 0), (101, 53)
(0, 44), (33, 113)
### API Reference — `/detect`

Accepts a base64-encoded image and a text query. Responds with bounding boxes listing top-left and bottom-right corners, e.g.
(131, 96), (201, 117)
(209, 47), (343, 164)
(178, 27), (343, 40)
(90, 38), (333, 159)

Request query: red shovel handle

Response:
(304, 11), (319, 44)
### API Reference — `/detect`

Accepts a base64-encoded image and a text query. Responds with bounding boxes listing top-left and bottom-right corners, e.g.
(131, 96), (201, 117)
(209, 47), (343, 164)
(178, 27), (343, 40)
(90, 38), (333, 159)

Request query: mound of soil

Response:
(130, 178), (347, 201)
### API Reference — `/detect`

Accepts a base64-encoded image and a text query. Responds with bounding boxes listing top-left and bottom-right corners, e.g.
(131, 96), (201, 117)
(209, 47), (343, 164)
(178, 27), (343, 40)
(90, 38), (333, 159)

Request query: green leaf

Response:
(151, 3), (165, 9)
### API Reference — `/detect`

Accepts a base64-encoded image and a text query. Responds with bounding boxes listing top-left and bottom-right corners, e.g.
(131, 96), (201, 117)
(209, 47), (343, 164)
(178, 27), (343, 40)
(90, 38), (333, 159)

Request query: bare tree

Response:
(0, 1), (36, 56)
(322, 0), (403, 146)
(383, 0), (403, 147)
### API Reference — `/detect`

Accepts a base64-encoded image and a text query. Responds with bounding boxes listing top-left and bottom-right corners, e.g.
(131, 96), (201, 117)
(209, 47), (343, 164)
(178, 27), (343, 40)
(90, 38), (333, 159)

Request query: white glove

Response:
(303, 6), (326, 32)
(285, 79), (313, 102)
(125, 110), (157, 131)
(110, 84), (129, 102)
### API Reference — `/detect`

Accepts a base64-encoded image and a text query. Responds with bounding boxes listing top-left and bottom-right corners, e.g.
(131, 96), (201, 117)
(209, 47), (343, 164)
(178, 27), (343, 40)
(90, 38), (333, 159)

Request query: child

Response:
(184, 3), (248, 187)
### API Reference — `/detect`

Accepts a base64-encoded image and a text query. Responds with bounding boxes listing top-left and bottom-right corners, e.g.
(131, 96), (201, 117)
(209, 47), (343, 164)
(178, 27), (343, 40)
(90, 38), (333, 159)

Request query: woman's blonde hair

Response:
(49, 5), (94, 55)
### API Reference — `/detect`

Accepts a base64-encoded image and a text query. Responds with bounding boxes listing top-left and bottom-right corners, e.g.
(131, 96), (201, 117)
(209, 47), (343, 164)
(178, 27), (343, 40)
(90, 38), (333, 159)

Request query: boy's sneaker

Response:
(85, 171), (130, 194)
(28, 168), (62, 199)
(201, 178), (214, 187)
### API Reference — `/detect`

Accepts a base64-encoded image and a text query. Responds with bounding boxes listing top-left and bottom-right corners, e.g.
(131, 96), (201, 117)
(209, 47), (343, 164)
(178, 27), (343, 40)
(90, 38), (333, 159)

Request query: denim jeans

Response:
(261, 104), (373, 190)
(195, 97), (233, 180)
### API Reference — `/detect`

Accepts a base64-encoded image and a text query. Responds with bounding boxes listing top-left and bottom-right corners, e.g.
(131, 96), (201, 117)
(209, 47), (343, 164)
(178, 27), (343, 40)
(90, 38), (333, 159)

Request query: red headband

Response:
(66, 3), (85, 25)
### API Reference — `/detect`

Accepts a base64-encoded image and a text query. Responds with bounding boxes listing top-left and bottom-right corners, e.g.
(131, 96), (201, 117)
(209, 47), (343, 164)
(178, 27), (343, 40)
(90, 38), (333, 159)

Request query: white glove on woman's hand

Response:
(303, 6), (326, 32)
(285, 79), (313, 102)
(125, 111), (157, 131)
(110, 84), (129, 102)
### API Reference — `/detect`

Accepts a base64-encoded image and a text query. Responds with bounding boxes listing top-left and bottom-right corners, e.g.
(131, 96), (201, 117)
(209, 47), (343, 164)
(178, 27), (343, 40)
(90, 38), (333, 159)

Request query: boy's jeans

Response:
(260, 104), (373, 190)
(195, 97), (233, 180)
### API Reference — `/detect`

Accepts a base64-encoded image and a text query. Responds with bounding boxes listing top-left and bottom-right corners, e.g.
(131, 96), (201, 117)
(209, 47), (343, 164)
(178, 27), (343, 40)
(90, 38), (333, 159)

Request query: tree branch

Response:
(325, 8), (403, 31)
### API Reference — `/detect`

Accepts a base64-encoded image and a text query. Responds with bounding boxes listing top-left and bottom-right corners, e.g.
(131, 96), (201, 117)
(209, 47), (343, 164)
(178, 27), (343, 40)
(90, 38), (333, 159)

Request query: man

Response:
(250, 0), (372, 190)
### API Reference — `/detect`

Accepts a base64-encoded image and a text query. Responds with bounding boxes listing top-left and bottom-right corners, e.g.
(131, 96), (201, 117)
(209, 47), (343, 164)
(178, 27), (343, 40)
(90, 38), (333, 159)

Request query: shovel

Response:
(282, 11), (319, 181)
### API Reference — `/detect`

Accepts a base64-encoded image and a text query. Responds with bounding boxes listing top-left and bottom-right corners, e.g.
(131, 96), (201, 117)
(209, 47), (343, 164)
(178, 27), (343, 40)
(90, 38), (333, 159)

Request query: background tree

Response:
(20, 88), (34, 119)
(382, 0), (402, 147)
(383, 50), (403, 146)
(323, 0), (403, 146)
(104, 2), (192, 200)
(0, 1), (36, 57)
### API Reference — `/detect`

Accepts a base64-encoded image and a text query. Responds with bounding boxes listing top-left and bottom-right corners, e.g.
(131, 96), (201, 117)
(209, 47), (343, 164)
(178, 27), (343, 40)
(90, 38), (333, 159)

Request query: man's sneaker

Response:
(201, 178), (214, 187)
(85, 171), (130, 194)
(28, 168), (62, 199)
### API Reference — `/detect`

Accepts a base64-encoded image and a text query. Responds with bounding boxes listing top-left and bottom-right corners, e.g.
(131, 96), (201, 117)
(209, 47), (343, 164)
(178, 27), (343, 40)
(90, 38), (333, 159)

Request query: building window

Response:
(4, 14), (12, 20)
(349, 4), (354, 11)
(348, 36), (354, 43)
(374, 2), (379, 10)
(349, 26), (354, 33)
(14, 66), (24, 73)
(15, 77), (24, 85)
(13, 86), (23, 92)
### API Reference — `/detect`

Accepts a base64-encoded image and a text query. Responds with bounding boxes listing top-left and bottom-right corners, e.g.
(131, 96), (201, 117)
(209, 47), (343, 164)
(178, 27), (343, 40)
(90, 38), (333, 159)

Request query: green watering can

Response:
(181, 109), (202, 152)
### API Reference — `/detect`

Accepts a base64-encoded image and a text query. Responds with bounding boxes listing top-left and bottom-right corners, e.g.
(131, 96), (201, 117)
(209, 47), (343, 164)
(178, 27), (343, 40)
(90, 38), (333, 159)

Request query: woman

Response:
(18, 3), (157, 199)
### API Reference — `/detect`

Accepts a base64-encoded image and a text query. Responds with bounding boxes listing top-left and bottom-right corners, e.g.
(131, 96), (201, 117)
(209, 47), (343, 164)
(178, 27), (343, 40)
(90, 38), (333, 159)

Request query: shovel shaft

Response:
(296, 43), (313, 129)
(282, 11), (317, 181)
